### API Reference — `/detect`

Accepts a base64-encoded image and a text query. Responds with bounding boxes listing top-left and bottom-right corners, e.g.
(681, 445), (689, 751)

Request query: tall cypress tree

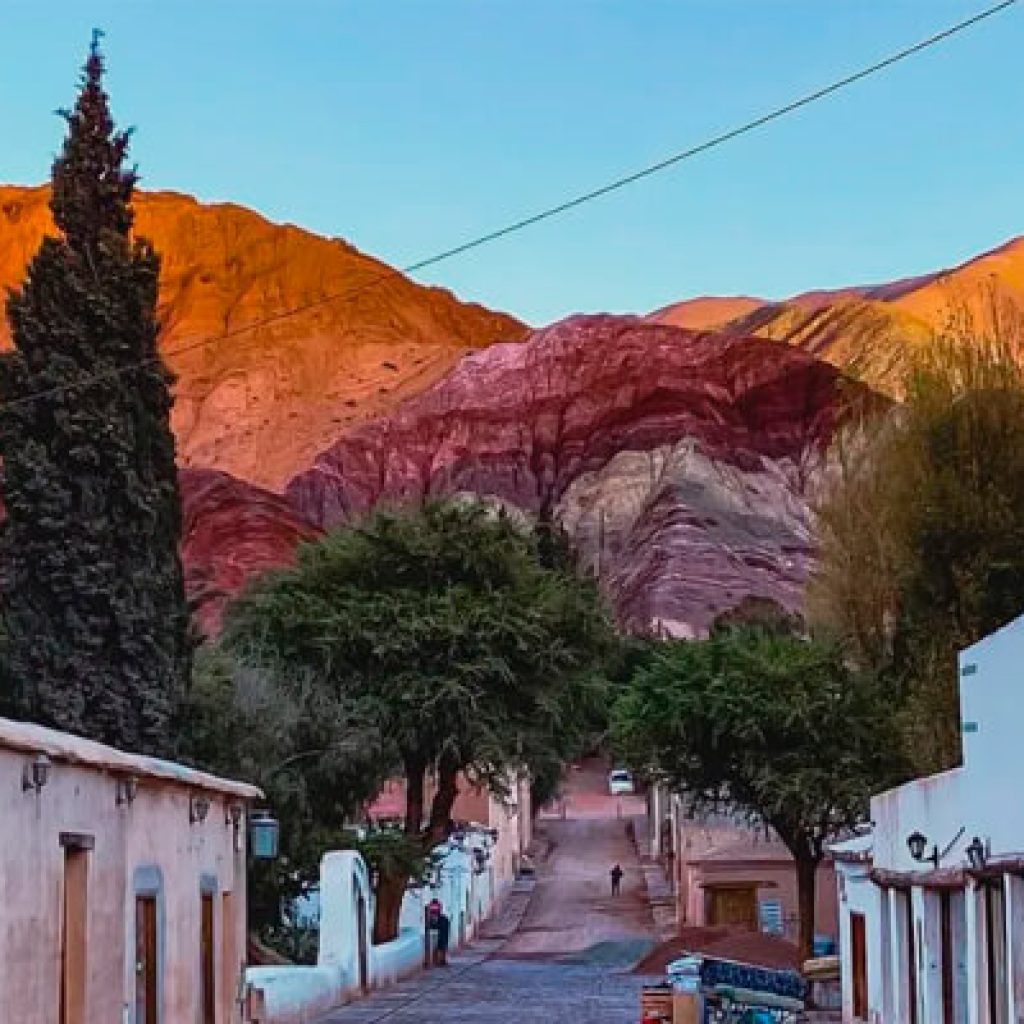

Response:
(0, 34), (190, 753)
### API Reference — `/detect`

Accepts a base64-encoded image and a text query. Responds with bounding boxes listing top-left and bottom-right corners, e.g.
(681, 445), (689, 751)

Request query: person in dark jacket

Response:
(427, 899), (451, 965)
(610, 863), (624, 895)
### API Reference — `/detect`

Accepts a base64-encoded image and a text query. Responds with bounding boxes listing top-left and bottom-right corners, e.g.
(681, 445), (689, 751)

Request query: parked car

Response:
(608, 768), (635, 795)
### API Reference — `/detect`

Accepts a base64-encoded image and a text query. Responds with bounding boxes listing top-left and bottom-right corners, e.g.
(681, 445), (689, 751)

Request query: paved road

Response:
(317, 760), (657, 1023)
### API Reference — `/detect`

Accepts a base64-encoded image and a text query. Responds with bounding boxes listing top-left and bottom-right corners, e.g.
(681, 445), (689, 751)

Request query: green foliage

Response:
(613, 629), (904, 854)
(345, 826), (431, 888)
(225, 499), (615, 811)
(613, 626), (905, 959)
(0, 38), (189, 753)
(224, 499), (617, 940)
(180, 645), (387, 932)
(812, 316), (1024, 771)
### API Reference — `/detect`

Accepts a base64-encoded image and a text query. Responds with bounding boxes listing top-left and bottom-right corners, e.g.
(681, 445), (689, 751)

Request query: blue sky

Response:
(1, 1), (1021, 325)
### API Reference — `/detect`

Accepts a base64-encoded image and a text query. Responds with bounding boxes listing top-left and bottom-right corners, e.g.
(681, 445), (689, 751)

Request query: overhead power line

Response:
(1, 0), (1017, 414)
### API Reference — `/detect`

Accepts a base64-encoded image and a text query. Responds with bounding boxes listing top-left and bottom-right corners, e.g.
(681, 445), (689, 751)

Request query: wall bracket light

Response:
(22, 753), (51, 794)
(907, 825), (965, 869)
(115, 776), (138, 807)
(190, 793), (211, 824)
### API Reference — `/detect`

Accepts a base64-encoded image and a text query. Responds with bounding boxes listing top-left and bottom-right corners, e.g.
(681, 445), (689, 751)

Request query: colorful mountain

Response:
(286, 315), (875, 634)
(652, 236), (1024, 395)
(0, 185), (526, 489)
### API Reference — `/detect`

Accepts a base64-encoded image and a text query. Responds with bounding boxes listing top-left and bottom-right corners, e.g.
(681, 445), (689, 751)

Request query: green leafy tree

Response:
(224, 499), (616, 942)
(180, 645), (387, 946)
(812, 310), (1024, 771)
(613, 627), (905, 961)
(0, 35), (189, 752)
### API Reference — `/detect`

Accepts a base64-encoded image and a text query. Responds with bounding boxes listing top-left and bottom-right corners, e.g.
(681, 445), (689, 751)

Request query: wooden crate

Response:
(640, 985), (673, 1020)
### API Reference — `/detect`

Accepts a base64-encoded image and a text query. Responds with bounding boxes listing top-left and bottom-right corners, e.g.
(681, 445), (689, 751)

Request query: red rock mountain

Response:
(287, 315), (873, 634)
(0, 185), (526, 488)
(180, 469), (321, 633)
(6, 186), (1016, 634)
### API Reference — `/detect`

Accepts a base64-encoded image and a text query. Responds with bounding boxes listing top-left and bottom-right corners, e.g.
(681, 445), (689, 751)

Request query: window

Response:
(851, 911), (868, 1019)
(59, 836), (91, 1024)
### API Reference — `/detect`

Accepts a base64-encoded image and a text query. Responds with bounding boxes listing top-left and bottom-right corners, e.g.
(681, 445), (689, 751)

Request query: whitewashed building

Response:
(832, 613), (1024, 1024)
(0, 716), (262, 1024)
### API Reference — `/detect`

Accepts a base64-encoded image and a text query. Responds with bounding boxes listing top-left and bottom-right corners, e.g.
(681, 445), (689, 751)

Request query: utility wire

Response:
(1, 0), (1017, 414)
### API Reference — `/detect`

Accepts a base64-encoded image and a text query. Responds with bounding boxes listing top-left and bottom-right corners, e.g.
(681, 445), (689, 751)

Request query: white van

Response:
(607, 768), (635, 795)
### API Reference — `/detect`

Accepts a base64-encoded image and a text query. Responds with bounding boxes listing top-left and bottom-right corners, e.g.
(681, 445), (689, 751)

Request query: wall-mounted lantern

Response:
(190, 793), (211, 824)
(966, 836), (988, 871)
(249, 809), (279, 860)
(22, 753), (51, 794)
(907, 830), (934, 866)
(115, 776), (138, 807)
(908, 826), (965, 869)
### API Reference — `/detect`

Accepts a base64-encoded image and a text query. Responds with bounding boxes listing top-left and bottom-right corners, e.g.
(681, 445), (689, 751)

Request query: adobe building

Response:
(832, 613), (1024, 1023)
(0, 716), (262, 1023)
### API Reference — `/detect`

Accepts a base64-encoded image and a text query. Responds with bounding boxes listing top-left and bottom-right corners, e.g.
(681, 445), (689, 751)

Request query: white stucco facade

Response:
(832, 613), (1024, 1023)
(0, 716), (260, 1024)
(248, 825), (509, 1024)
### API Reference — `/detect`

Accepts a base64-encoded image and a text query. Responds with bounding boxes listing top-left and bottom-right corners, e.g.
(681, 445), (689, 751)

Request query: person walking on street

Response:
(610, 863), (624, 896)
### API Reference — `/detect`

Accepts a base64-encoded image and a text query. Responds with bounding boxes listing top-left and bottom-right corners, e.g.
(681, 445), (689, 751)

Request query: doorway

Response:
(707, 886), (757, 929)
(135, 895), (158, 1024)
(353, 879), (369, 992)
(850, 911), (868, 1020)
(59, 838), (90, 1024)
(200, 891), (215, 1024)
(985, 880), (1008, 1024)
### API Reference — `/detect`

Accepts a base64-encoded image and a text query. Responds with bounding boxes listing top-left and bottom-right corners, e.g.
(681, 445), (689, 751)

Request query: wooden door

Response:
(851, 911), (868, 1019)
(986, 882), (1008, 1024)
(135, 895), (158, 1024)
(708, 887), (757, 929)
(940, 891), (954, 1024)
(201, 891), (215, 1024)
(221, 892), (236, 1024)
(60, 848), (88, 1024)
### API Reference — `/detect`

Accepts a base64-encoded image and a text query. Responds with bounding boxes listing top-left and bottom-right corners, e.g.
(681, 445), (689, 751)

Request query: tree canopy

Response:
(0, 36), (189, 752)
(613, 626), (905, 959)
(223, 499), (617, 939)
(811, 312), (1024, 771)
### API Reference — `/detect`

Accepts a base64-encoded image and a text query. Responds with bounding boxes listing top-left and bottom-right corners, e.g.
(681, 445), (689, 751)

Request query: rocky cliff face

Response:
(179, 468), (321, 633)
(0, 185), (526, 488)
(287, 315), (871, 634)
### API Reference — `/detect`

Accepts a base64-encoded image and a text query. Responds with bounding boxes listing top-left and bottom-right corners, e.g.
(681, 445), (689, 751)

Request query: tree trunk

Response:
(425, 754), (460, 847)
(795, 853), (819, 964)
(405, 760), (425, 836)
(372, 870), (406, 945)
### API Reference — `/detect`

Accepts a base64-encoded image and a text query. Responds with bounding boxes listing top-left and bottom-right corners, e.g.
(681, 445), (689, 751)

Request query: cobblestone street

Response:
(316, 762), (657, 1023)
